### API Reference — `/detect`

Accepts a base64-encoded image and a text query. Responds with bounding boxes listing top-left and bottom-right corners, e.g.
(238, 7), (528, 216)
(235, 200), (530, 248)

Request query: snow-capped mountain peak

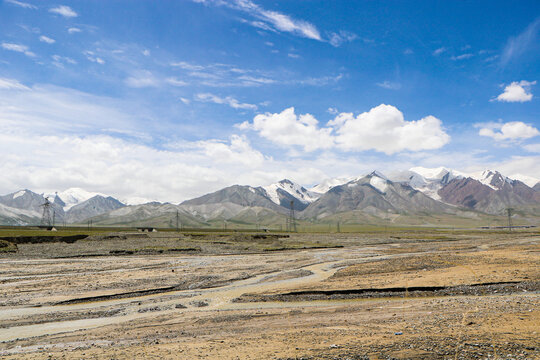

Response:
(469, 170), (513, 190)
(50, 188), (105, 210)
(509, 173), (539, 188)
(263, 179), (319, 205)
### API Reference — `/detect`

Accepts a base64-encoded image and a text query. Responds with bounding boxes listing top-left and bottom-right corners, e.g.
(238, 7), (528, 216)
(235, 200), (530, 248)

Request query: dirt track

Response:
(0, 231), (538, 359)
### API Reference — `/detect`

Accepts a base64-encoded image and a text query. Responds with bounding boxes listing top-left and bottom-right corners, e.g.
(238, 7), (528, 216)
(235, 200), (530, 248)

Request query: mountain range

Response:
(1, 167), (539, 227)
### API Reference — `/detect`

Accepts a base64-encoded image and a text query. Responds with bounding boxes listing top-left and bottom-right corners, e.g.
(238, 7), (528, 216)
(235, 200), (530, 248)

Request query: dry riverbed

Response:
(0, 230), (538, 359)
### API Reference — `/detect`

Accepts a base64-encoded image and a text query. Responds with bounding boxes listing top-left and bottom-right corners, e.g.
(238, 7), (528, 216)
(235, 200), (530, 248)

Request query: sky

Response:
(0, 0), (539, 203)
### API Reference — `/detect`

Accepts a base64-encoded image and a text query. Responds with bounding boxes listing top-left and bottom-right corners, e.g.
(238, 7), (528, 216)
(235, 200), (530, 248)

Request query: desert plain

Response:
(0, 229), (538, 359)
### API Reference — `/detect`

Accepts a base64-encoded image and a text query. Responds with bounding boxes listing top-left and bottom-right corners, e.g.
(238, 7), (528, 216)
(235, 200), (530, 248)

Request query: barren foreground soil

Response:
(0, 231), (538, 359)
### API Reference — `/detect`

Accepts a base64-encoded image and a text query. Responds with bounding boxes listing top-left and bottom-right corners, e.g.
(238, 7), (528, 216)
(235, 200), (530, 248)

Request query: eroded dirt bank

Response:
(0, 231), (538, 359)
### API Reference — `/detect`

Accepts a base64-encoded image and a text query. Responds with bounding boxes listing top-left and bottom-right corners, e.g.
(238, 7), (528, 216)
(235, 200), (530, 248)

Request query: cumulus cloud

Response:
(493, 80), (536, 102)
(1, 42), (35, 57)
(332, 105), (450, 154)
(478, 121), (539, 141)
(49, 5), (78, 17)
(238, 105), (450, 154)
(238, 107), (334, 151)
(39, 35), (55, 44)
(195, 93), (258, 110)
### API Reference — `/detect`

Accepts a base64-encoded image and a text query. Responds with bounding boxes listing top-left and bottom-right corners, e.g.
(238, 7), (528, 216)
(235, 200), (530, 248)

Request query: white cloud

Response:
(478, 121), (539, 141)
(195, 93), (257, 110)
(49, 5), (78, 18)
(288, 53), (300, 59)
(1, 42), (35, 57)
(68, 27), (81, 34)
(179, 97), (191, 105)
(403, 48), (413, 55)
(0, 78), (30, 90)
(376, 81), (401, 90)
(39, 35), (55, 44)
(493, 80), (535, 102)
(5, 0), (37, 9)
(142, 49), (151, 56)
(433, 47), (446, 56)
(238, 107), (334, 151)
(327, 107), (338, 115)
(332, 105), (450, 154)
(239, 105), (450, 154)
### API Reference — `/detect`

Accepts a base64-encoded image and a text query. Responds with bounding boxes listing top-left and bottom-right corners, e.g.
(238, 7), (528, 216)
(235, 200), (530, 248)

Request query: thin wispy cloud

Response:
(433, 47), (446, 56)
(68, 27), (82, 34)
(195, 93), (258, 110)
(193, 0), (355, 46)
(83, 50), (105, 64)
(376, 81), (401, 90)
(49, 5), (78, 18)
(501, 17), (540, 66)
(39, 35), (55, 44)
(328, 31), (358, 47)
(5, 0), (36, 9)
(451, 53), (473, 60)
(0, 77), (30, 90)
(1, 42), (35, 57)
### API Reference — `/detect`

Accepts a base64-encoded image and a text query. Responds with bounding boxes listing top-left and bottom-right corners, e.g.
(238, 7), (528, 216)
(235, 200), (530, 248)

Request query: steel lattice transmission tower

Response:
(40, 197), (52, 227)
(506, 208), (513, 232)
(287, 200), (297, 232)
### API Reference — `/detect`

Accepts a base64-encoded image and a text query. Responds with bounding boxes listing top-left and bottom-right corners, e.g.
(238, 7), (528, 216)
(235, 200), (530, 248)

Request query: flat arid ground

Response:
(0, 230), (538, 359)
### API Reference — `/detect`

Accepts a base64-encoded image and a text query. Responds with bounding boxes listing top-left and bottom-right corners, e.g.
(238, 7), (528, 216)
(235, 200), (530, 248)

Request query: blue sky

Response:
(0, 0), (539, 203)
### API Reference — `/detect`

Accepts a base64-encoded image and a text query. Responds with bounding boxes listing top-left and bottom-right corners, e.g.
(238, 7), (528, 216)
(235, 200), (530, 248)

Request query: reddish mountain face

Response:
(438, 177), (540, 214)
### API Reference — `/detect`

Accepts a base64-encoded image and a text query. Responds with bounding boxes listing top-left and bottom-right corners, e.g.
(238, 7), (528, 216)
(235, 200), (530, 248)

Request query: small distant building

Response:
(38, 226), (57, 231)
(137, 227), (158, 232)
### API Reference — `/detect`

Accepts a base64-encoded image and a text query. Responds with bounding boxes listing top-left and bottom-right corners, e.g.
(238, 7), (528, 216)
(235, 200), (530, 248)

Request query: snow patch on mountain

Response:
(310, 176), (356, 194)
(369, 175), (388, 193)
(12, 190), (26, 199)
